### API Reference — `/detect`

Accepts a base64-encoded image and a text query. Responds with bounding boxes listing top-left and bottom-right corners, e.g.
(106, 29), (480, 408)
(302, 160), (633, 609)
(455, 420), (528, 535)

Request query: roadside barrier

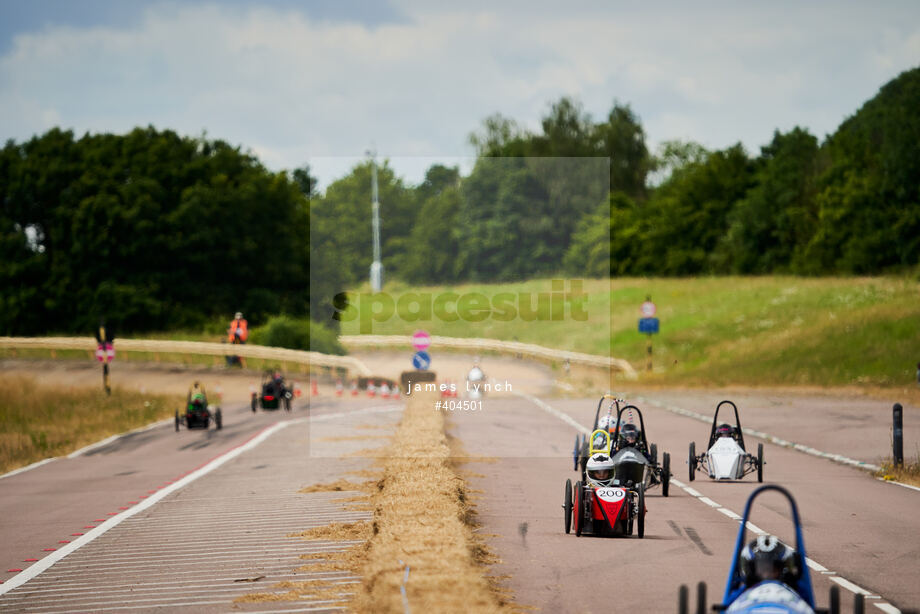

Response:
(0, 337), (372, 377)
(341, 334), (637, 379)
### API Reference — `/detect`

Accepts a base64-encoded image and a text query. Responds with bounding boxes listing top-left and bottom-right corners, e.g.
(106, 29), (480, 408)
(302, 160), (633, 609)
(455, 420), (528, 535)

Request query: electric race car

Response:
(252, 371), (293, 412)
(678, 485), (865, 614)
(573, 396), (671, 496)
(175, 386), (222, 431)
(564, 446), (646, 538)
(688, 400), (763, 482)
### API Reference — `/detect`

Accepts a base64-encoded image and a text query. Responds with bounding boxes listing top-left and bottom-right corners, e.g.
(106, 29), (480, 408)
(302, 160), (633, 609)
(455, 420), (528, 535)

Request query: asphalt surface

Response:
(0, 396), (402, 612)
(3, 359), (918, 613)
(449, 392), (919, 613)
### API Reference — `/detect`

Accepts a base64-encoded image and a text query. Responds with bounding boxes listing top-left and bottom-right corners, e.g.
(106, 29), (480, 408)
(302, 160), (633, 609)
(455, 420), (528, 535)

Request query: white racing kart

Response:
(688, 400), (763, 482)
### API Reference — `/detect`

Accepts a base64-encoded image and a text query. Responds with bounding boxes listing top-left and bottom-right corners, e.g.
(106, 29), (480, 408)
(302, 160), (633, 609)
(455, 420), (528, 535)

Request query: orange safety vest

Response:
(228, 318), (248, 342)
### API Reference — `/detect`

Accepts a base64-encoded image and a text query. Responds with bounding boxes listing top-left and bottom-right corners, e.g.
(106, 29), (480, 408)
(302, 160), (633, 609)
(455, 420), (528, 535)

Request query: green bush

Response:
(249, 316), (345, 355)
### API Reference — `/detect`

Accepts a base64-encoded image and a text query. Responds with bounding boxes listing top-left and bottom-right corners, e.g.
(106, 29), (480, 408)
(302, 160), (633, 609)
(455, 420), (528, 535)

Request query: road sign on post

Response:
(412, 330), (431, 351)
(638, 297), (658, 372)
(412, 350), (431, 370)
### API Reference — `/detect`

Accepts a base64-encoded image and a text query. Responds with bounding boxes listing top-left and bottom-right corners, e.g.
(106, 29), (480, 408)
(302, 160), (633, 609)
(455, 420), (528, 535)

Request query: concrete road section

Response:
(449, 393), (918, 613)
(0, 396), (401, 612)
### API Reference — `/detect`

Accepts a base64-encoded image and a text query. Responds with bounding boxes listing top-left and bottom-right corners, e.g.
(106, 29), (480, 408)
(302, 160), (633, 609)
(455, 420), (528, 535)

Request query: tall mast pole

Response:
(368, 149), (383, 292)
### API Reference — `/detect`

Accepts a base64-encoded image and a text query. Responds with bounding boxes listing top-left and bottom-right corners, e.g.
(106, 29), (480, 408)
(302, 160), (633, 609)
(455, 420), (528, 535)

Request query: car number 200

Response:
(596, 488), (625, 501)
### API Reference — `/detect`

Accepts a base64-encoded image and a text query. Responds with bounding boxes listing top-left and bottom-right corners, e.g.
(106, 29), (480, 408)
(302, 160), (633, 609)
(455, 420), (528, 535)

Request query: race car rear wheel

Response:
(563, 479), (572, 534)
(174, 411), (179, 432)
(251, 395), (257, 413)
(650, 443), (658, 466)
(757, 443), (764, 482)
(284, 395), (291, 411)
(662, 452), (671, 497)
(216, 408), (222, 430)
(688, 442), (696, 481)
(573, 481), (583, 537)
(637, 483), (645, 538)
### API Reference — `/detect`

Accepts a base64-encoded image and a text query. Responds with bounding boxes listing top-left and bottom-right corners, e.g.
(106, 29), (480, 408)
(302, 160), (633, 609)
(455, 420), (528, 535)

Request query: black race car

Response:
(252, 371), (293, 412)
(176, 388), (222, 431)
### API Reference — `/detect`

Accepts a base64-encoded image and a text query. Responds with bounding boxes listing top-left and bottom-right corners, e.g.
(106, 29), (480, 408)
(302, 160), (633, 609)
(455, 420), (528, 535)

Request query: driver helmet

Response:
(739, 534), (798, 586)
(597, 415), (613, 431)
(716, 423), (735, 439)
(235, 312), (243, 320)
(585, 453), (615, 488)
(619, 423), (640, 447)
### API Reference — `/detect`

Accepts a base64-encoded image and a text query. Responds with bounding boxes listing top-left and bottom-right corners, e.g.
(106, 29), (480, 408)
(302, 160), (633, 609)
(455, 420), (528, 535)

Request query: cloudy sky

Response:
(1, 1), (919, 190)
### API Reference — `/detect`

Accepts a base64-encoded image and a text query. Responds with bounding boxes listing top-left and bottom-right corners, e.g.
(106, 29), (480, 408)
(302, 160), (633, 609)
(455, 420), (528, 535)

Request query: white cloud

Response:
(0, 2), (918, 190)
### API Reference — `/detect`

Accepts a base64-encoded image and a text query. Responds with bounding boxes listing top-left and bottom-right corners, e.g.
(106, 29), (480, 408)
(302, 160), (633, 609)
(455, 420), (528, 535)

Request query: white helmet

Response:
(597, 414), (613, 431)
(586, 453), (615, 488)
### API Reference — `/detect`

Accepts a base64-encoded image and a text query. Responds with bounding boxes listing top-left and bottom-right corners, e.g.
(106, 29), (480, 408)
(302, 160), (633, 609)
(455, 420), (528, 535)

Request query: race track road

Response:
(449, 391), (919, 614)
(0, 396), (402, 612)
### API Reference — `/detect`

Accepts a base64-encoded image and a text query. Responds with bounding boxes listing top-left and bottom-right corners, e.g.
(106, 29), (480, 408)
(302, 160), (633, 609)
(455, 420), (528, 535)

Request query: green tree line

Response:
(0, 127), (310, 335)
(3, 67), (918, 338)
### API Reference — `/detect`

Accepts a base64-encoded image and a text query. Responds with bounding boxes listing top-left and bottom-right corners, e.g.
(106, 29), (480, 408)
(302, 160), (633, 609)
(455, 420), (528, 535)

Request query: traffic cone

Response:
(367, 381), (376, 397)
(311, 380), (318, 396)
(380, 382), (391, 399)
(350, 380), (359, 396)
(335, 379), (343, 397)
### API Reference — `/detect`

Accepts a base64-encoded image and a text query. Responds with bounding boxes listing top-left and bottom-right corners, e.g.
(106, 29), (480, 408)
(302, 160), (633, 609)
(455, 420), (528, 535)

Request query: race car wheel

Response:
(650, 443), (658, 466)
(662, 452), (671, 497)
(563, 479), (572, 534)
(637, 483), (645, 539)
(284, 395), (291, 412)
(829, 585), (840, 614)
(174, 411), (179, 432)
(757, 443), (764, 482)
(696, 582), (707, 614)
(573, 481), (583, 537)
(678, 584), (689, 614)
(216, 408), (222, 430)
(688, 442), (696, 481)
(251, 395), (257, 413)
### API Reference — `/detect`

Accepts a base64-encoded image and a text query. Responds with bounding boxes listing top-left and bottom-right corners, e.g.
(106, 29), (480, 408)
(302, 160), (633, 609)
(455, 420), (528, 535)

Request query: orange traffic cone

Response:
(311, 380), (318, 396)
(367, 381), (376, 397)
(335, 379), (343, 397)
(350, 380), (359, 396)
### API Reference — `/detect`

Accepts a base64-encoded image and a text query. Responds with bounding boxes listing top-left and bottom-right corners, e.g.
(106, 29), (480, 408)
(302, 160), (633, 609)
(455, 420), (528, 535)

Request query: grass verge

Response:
(876, 456), (920, 488)
(0, 374), (180, 474)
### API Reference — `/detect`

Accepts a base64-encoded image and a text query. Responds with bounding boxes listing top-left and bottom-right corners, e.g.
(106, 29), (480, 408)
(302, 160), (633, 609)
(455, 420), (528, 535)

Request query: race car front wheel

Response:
(662, 452), (671, 497)
(757, 443), (764, 482)
(688, 442), (696, 481)
(563, 479), (572, 534)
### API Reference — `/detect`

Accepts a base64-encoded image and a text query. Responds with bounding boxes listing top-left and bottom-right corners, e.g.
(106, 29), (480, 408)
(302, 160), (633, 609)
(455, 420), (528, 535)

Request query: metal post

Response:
(893, 403), (903, 467)
(647, 334), (652, 372)
(368, 149), (384, 292)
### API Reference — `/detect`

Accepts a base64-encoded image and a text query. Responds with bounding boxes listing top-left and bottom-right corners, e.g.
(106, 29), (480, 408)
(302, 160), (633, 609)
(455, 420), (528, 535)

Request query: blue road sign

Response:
(638, 317), (659, 334)
(412, 350), (431, 370)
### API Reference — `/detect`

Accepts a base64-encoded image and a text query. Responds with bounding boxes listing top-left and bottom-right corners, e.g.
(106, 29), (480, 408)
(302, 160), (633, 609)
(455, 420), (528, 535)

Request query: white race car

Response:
(688, 400), (763, 482)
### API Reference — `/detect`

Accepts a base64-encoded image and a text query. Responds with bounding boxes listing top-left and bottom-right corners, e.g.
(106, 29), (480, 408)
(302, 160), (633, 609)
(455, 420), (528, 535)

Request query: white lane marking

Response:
(9, 575), (359, 596)
(876, 604), (904, 613)
(877, 477), (920, 493)
(631, 395), (886, 473)
(515, 393), (587, 434)
(520, 395), (903, 614)
(38, 599), (348, 613)
(636, 394), (920, 495)
(829, 576), (876, 597)
(0, 403), (401, 597)
(0, 404), (401, 481)
(0, 457), (57, 480)
(0, 582), (361, 607)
